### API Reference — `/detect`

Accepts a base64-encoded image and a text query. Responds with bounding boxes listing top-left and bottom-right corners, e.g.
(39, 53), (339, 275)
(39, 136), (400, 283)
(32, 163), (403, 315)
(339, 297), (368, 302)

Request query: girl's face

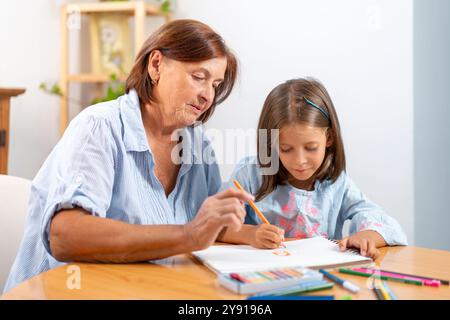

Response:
(278, 123), (332, 189)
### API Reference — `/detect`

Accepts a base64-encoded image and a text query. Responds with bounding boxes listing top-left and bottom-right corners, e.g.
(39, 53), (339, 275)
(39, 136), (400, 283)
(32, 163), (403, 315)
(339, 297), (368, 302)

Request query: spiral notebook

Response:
(193, 237), (373, 274)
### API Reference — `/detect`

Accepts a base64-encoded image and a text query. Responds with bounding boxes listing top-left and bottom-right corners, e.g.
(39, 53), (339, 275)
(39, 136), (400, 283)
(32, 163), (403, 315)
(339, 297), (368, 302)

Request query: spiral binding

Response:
(326, 238), (361, 256)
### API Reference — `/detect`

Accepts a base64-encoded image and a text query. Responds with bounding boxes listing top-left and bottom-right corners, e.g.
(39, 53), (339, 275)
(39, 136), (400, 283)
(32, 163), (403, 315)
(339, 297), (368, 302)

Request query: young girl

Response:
(218, 78), (407, 259)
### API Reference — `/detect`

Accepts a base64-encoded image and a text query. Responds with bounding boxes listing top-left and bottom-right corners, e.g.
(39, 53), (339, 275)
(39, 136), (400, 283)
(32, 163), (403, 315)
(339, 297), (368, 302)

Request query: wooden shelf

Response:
(59, 1), (171, 135)
(68, 74), (127, 83)
(0, 88), (26, 97)
(0, 87), (26, 174)
(66, 1), (164, 16)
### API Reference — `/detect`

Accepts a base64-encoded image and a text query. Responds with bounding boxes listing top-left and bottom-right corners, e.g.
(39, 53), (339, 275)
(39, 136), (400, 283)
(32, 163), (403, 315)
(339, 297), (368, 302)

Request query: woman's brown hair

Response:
(126, 19), (238, 123)
(255, 78), (346, 201)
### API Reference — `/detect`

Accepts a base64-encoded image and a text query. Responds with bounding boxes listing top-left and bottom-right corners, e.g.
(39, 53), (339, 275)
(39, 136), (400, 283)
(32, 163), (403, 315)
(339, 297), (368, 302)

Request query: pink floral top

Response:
(228, 156), (407, 245)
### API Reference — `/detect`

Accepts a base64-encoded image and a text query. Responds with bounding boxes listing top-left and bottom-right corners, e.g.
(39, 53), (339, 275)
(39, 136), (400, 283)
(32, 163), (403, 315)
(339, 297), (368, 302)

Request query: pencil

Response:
(371, 279), (384, 300)
(359, 267), (448, 286)
(232, 179), (270, 224)
(373, 286), (385, 300)
(382, 281), (397, 300)
(247, 295), (335, 300)
(339, 268), (423, 286)
(354, 267), (440, 287)
(377, 280), (391, 300)
(232, 179), (285, 248)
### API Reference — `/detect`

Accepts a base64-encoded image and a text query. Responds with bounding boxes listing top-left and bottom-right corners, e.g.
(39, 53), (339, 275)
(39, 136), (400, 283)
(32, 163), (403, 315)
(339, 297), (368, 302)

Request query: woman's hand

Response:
(339, 230), (387, 259)
(250, 224), (285, 249)
(183, 188), (254, 251)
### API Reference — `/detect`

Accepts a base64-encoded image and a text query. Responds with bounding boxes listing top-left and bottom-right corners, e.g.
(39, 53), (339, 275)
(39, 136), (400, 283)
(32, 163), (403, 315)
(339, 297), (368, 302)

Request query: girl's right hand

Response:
(251, 224), (285, 249)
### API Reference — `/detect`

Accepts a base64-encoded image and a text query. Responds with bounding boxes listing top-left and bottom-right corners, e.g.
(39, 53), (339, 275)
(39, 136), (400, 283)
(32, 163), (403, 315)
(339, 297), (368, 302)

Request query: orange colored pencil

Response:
(232, 179), (286, 248)
(232, 179), (270, 224)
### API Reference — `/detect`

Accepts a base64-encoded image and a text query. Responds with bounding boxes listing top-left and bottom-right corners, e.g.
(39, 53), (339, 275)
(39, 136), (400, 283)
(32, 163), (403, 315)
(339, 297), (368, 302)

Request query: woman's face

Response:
(150, 53), (227, 127)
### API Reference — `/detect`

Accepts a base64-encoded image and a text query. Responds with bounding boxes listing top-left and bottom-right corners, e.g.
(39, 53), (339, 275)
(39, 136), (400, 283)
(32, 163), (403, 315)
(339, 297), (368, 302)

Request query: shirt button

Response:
(75, 175), (83, 184)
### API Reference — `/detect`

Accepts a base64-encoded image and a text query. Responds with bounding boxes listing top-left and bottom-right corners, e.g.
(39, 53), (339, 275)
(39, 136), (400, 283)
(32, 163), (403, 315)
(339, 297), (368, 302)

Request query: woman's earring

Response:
(151, 72), (159, 86)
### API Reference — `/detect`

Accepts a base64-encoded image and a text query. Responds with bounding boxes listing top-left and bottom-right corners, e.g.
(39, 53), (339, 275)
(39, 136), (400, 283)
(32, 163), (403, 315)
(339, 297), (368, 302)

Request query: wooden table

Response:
(0, 88), (26, 174)
(2, 246), (449, 300)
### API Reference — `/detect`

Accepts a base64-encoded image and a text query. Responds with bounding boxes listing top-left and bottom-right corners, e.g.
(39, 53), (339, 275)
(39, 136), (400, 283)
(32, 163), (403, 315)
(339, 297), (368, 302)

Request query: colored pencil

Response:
(319, 269), (360, 293)
(339, 268), (423, 286)
(371, 278), (384, 300)
(373, 286), (384, 300)
(376, 280), (391, 300)
(248, 295), (335, 300)
(358, 267), (448, 286)
(353, 267), (440, 287)
(232, 179), (270, 224)
(230, 273), (249, 283)
(382, 281), (397, 300)
(232, 179), (286, 248)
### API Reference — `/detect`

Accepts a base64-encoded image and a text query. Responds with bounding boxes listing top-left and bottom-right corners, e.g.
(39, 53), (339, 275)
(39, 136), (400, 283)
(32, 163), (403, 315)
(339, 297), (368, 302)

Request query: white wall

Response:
(0, 0), (61, 178)
(0, 0), (415, 245)
(414, 0), (450, 251)
(175, 0), (415, 244)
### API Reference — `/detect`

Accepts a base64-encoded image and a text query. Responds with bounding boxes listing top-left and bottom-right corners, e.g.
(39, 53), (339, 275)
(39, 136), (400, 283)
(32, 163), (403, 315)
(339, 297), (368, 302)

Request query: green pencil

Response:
(339, 268), (423, 286)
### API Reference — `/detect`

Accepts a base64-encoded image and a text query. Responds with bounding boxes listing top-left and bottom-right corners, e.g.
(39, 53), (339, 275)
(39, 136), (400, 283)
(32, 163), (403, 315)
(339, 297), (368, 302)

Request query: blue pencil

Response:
(247, 295), (335, 300)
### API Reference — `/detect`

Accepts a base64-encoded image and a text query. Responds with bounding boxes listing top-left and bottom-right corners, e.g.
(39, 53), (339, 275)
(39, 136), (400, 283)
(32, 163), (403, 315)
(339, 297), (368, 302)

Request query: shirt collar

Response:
(119, 89), (150, 153)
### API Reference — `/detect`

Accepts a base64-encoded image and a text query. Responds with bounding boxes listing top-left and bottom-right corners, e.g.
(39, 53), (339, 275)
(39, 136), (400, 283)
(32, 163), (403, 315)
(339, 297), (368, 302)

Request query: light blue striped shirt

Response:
(4, 90), (221, 293)
(227, 156), (407, 246)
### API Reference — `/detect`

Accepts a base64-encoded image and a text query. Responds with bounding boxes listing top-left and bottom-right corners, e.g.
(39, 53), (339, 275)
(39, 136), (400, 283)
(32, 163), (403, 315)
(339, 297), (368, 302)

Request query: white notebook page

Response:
(192, 237), (372, 274)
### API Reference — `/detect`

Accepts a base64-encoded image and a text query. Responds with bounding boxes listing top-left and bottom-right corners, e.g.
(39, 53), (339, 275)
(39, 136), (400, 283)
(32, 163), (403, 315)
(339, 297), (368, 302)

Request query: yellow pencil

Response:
(232, 179), (286, 248)
(375, 279), (391, 300)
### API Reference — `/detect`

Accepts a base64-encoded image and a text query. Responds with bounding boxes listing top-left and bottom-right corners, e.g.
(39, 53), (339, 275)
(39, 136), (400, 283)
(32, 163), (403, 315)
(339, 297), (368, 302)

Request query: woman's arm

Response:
(50, 188), (253, 263)
(50, 209), (190, 263)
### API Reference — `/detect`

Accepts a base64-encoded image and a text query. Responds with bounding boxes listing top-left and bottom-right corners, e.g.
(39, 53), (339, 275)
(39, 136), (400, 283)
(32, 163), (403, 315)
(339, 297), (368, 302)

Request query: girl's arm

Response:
(217, 224), (257, 245)
(217, 224), (284, 249)
(335, 174), (408, 258)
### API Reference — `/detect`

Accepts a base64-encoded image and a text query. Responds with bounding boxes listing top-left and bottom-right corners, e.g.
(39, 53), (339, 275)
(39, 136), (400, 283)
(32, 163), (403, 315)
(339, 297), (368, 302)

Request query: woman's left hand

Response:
(338, 230), (387, 259)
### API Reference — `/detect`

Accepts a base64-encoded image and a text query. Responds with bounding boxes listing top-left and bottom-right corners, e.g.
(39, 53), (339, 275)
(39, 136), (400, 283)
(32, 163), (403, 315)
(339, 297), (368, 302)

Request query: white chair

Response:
(0, 174), (31, 291)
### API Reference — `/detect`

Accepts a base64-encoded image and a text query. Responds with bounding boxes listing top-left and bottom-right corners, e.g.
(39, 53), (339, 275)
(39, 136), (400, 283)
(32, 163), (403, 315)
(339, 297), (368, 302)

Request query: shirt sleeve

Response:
(337, 173), (408, 246)
(203, 137), (222, 197)
(228, 157), (260, 225)
(40, 113), (117, 256)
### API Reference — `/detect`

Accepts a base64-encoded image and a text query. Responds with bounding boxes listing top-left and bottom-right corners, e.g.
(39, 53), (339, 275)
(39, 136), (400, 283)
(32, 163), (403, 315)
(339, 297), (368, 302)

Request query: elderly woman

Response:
(4, 19), (252, 292)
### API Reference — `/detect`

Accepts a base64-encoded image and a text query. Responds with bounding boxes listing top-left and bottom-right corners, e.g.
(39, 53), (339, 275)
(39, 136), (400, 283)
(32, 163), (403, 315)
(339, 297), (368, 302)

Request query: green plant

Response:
(157, 0), (172, 13)
(39, 82), (63, 96)
(39, 73), (125, 105)
(40, 0), (172, 103)
(101, 0), (171, 12)
(90, 73), (125, 104)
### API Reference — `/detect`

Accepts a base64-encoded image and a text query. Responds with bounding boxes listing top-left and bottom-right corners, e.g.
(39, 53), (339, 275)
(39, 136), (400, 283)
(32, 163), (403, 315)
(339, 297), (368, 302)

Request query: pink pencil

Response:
(353, 268), (440, 287)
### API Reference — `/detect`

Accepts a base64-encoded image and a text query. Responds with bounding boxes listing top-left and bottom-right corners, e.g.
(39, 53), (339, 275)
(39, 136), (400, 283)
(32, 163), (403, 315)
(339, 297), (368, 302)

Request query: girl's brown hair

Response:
(126, 19), (238, 123)
(255, 78), (346, 200)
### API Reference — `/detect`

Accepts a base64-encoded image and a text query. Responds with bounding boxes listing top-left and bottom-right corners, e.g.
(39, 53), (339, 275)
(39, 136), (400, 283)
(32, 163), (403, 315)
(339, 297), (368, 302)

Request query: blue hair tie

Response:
(304, 98), (330, 121)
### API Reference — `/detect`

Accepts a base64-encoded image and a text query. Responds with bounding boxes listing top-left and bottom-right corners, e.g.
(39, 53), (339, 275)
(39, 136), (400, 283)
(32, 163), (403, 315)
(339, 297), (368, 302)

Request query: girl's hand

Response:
(339, 230), (387, 259)
(251, 224), (285, 249)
